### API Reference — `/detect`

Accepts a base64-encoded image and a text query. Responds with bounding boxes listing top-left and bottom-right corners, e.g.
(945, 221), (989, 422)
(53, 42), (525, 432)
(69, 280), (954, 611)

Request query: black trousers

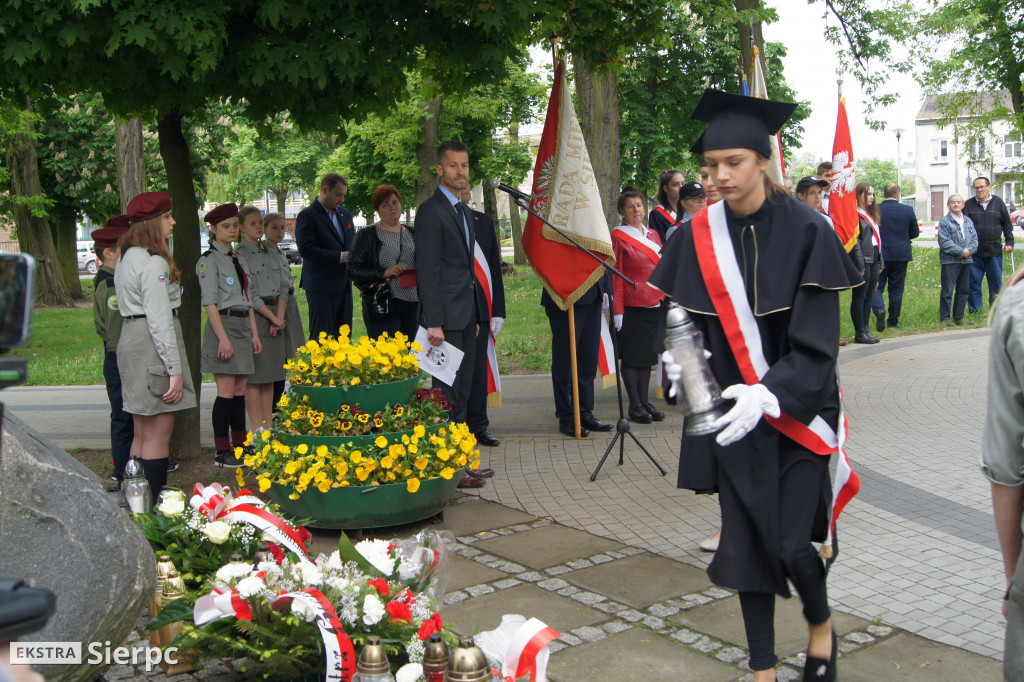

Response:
(467, 322), (491, 433)
(103, 351), (134, 480)
(850, 258), (880, 332)
(432, 321), (477, 424)
(306, 289), (353, 340)
(736, 455), (831, 671)
(363, 297), (419, 341)
(545, 298), (602, 423)
(939, 261), (970, 321)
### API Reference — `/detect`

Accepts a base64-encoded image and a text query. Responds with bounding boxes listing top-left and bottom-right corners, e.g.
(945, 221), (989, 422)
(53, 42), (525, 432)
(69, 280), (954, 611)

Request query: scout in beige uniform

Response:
(92, 217), (133, 483)
(197, 202), (262, 467)
(115, 191), (196, 496)
(236, 205), (287, 432)
(263, 212), (304, 409)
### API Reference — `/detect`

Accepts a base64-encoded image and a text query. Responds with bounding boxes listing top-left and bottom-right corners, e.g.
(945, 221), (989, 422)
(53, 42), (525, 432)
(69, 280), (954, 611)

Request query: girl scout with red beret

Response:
(114, 192), (196, 496)
(197, 203), (262, 467)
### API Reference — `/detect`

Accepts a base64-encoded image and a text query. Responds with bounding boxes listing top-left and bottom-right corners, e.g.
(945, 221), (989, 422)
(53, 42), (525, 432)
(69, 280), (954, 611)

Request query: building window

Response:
(969, 137), (986, 159)
(1005, 134), (1022, 158)
(1004, 182), (1021, 207)
(931, 139), (948, 163)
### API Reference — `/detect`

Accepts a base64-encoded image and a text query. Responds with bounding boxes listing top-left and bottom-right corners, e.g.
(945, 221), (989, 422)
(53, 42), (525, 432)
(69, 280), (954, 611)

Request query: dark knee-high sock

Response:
(212, 396), (232, 452)
(272, 380), (285, 413)
(637, 367), (652, 404)
(621, 366), (641, 408)
(231, 395), (247, 446)
(140, 458), (169, 499)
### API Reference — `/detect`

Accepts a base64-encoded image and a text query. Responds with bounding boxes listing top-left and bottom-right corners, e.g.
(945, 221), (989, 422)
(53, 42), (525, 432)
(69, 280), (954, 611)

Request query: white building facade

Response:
(913, 91), (1023, 221)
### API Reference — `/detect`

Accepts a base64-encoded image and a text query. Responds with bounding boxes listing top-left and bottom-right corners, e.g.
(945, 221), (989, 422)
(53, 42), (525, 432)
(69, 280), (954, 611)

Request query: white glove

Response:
(490, 317), (504, 336)
(602, 293), (610, 310)
(614, 314), (623, 331)
(660, 349), (711, 399)
(712, 383), (780, 447)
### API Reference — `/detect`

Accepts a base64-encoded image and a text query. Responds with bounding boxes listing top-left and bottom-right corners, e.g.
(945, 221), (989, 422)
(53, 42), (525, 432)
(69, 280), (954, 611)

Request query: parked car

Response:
(77, 242), (97, 275)
(278, 237), (302, 265)
(1011, 208), (1024, 227)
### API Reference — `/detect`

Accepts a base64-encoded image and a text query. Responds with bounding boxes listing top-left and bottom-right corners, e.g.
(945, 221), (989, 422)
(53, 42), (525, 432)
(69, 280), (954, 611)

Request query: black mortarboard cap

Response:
(690, 89), (797, 158)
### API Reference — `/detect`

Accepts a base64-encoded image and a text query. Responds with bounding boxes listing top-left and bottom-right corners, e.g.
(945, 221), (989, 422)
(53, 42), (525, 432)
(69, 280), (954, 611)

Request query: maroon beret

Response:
(126, 191), (173, 223)
(91, 216), (130, 248)
(204, 203), (239, 226)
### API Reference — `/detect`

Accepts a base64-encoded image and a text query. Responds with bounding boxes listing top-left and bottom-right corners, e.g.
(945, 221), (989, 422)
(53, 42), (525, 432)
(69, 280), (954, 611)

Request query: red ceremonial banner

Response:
(828, 97), (859, 252)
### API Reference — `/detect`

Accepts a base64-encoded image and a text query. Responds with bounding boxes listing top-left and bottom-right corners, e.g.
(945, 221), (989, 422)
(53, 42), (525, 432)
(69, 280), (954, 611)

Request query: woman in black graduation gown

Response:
(648, 169), (685, 242)
(650, 90), (862, 682)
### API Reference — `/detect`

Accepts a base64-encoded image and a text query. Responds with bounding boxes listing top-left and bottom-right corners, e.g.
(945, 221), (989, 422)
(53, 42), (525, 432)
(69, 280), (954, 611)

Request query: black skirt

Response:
(618, 305), (664, 367)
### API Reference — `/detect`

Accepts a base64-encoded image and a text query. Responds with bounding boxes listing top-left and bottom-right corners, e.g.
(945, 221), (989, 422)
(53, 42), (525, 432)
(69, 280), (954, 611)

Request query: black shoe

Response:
(474, 431), (501, 447)
(215, 450), (243, 468)
(627, 405), (653, 424)
(866, 332), (880, 343)
(643, 403), (665, 421)
(581, 415), (613, 432)
(853, 332), (876, 344)
(167, 461), (180, 473)
(875, 313), (885, 332)
(558, 421), (589, 437)
(802, 628), (837, 681)
(887, 320), (899, 329)
(942, 319), (955, 327)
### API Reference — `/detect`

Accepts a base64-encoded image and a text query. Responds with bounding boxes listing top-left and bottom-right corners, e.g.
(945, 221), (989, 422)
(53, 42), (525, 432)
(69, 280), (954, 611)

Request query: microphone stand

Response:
(502, 191), (666, 480)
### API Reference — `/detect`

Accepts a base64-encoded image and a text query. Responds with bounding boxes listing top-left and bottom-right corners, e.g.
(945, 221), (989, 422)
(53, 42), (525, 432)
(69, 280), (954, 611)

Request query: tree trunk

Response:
(158, 110), (202, 461)
(3, 97), (70, 306)
(736, 0), (766, 84)
(115, 118), (146, 211)
(271, 186), (288, 216)
(414, 96), (443, 205)
(507, 124), (528, 266)
(572, 54), (621, 229)
(482, 181), (499, 230)
(53, 203), (84, 299)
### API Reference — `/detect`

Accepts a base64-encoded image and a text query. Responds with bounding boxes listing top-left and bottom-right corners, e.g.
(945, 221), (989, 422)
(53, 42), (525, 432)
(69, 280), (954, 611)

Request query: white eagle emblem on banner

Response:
(830, 151), (857, 196)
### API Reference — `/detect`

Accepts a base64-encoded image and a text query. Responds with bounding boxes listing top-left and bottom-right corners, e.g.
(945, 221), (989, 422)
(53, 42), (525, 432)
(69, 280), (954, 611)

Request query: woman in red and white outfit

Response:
(612, 186), (666, 424)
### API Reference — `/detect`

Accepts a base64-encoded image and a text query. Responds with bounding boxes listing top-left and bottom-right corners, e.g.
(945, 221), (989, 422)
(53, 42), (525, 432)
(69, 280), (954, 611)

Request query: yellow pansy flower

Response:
(406, 478), (420, 493)
(374, 436), (388, 448)
(296, 443), (309, 455)
(440, 467), (454, 480)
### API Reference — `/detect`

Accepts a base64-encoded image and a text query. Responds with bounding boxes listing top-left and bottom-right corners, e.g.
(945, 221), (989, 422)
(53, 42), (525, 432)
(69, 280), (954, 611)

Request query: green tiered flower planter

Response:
(266, 469), (466, 529)
(290, 374), (423, 414)
(275, 418), (449, 451)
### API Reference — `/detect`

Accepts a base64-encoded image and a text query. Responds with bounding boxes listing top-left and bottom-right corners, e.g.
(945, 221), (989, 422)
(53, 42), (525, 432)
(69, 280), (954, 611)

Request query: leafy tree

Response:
(854, 156), (915, 196)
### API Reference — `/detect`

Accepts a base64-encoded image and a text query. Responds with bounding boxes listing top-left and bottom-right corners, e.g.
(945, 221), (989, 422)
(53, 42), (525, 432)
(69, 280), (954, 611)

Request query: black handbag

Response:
(363, 280), (392, 320)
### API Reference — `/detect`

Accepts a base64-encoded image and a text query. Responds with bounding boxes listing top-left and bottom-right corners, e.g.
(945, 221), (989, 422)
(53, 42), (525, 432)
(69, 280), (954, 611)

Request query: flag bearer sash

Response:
(474, 241), (501, 407)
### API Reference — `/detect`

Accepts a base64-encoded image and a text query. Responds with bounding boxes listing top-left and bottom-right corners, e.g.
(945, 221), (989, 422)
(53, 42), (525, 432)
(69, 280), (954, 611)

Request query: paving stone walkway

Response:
(5, 327), (1008, 679)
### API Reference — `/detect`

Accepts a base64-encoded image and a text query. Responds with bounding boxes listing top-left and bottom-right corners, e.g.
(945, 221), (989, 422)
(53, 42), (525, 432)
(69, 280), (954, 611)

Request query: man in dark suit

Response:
(873, 183), (920, 331)
(296, 173), (355, 339)
(542, 280), (613, 437)
(415, 140), (480, 427)
(462, 188), (506, 449)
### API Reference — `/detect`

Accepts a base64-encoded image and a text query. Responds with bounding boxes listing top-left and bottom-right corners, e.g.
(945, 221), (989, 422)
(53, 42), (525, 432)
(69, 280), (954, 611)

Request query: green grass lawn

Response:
(16, 247), (1003, 386)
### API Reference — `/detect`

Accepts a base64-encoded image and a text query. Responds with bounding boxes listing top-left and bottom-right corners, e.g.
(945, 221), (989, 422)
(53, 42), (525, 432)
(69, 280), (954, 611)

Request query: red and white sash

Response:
(597, 312), (617, 388)
(652, 205), (682, 228)
(857, 208), (882, 250)
(692, 201), (859, 552)
(612, 224), (661, 266)
(474, 241), (502, 407)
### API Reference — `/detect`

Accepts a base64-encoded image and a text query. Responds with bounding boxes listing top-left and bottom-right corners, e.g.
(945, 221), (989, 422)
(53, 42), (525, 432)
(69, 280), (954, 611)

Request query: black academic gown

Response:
(649, 196), (862, 596)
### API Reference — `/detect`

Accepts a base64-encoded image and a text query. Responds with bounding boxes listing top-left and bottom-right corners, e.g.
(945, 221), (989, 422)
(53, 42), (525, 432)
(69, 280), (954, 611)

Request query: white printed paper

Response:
(413, 326), (464, 387)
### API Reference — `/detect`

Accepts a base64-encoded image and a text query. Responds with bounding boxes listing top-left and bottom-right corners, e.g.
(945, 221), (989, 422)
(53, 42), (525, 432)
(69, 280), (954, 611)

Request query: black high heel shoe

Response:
(802, 628), (837, 681)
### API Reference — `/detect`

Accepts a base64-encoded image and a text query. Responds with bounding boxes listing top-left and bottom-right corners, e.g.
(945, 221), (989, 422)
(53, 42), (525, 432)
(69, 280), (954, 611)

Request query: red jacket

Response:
(611, 225), (664, 314)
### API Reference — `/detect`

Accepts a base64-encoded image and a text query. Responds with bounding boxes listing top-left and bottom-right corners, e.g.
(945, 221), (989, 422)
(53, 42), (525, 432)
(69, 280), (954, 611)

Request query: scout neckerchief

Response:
(473, 240), (502, 407)
(856, 207), (882, 250)
(612, 224), (661, 266)
(691, 200), (859, 556)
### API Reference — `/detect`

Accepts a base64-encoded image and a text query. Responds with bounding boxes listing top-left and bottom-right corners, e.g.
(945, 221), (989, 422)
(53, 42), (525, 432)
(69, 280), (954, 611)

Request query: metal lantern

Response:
(355, 635), (395, 682)
(445, 637), (492, 682)
(663, 304), (726, 435)
(121, 458), (152, 513)
(423, 632), (449, 681)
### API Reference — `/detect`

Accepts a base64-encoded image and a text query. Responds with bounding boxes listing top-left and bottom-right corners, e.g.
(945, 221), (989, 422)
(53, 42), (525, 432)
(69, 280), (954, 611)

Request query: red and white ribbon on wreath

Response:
(193, 587), (254, 626)
(502, 618), (560, 682)
(190, 482), (231, 520)
(272, 589), (357, 682)
(188, 482), (311, 560)
(691, 201), (860, 554)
